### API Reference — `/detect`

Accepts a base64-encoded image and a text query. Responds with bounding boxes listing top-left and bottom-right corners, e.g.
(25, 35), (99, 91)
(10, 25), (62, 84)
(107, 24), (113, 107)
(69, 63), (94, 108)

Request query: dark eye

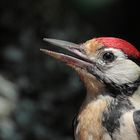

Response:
(102, 52), (115, 62)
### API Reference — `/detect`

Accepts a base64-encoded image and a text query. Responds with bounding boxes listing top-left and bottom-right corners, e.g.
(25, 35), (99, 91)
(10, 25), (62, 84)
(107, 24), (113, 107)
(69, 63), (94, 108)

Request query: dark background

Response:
(0, 0), (139, 140)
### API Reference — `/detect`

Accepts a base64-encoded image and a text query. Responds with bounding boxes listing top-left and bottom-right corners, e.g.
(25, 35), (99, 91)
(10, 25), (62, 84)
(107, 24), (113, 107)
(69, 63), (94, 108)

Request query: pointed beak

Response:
(40, 38), (93, 69)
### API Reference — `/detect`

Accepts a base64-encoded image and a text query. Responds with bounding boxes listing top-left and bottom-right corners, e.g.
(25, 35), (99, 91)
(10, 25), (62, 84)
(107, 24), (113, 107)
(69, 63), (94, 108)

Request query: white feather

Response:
(113, 111), (138, 140)
(105, 59), (140, 85)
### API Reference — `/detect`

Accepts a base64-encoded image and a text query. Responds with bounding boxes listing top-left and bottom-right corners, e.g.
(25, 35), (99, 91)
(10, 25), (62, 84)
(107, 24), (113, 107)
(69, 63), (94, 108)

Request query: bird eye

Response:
(102, 52), (115, 62)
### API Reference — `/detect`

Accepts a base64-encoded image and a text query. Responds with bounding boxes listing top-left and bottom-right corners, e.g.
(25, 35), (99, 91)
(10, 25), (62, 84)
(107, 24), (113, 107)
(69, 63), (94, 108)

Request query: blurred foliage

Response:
(0, 0), (140, 140)
(72, 0), (118, 12)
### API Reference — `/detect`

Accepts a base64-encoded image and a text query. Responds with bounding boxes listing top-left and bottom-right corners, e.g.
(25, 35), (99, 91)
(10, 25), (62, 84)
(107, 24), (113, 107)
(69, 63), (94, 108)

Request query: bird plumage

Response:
(41, 37), (140, 140)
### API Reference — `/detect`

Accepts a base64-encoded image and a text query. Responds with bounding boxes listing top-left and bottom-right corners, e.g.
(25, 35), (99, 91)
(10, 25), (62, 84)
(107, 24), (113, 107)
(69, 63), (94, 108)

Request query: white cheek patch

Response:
(104, 59), (140, 85)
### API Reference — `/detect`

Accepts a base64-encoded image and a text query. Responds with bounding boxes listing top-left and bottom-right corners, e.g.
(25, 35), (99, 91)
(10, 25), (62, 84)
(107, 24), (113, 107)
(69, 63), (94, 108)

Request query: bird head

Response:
(41, 37), (140, 97)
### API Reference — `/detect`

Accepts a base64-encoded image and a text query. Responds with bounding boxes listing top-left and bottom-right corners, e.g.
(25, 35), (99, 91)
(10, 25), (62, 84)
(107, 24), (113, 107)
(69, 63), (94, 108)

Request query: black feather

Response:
(133, 110), (140, 135)
(128, 56), (140, 66)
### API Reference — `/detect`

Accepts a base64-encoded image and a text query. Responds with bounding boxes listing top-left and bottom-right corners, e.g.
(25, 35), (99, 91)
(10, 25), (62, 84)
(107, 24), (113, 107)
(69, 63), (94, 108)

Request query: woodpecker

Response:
(41, 37), (140, 140)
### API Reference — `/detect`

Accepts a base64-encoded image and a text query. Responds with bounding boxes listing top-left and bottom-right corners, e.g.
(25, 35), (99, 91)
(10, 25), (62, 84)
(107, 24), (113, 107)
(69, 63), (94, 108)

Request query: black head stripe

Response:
(133, 110), (140, 135)
(104, 76), (140, 97)
(128, 56), (140, 66)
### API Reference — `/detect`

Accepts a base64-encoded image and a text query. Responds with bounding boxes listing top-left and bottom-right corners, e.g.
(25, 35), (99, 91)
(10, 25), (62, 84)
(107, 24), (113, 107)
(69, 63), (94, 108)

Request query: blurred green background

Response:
(0, 0), (139, 140)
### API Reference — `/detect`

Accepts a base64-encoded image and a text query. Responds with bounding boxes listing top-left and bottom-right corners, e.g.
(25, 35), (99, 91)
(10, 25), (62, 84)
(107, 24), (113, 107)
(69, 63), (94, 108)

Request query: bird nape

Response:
(41, 37), (140, 140)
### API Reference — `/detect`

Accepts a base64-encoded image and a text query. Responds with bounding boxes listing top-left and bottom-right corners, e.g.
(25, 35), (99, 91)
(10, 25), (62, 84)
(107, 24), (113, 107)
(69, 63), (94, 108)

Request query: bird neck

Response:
(129, 85), (140, 109)
(104, 76), (140, 98)
(82, 74), (104, 98)
(75, 68), (105, 98)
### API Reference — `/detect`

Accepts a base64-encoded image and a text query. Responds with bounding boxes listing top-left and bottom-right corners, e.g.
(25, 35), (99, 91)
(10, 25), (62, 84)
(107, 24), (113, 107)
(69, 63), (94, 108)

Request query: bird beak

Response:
(40, 38), (93, 70)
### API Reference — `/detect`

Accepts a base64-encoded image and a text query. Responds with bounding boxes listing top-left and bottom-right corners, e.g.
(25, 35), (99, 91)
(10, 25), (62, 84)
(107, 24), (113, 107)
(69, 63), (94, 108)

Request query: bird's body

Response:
(75, 88), (140, 140)
(41, 37), (140, 140)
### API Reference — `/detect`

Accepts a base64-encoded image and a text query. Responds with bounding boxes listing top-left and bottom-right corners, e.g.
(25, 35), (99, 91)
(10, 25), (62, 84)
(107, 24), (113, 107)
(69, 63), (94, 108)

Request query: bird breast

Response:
(75, 96), (109, 140)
